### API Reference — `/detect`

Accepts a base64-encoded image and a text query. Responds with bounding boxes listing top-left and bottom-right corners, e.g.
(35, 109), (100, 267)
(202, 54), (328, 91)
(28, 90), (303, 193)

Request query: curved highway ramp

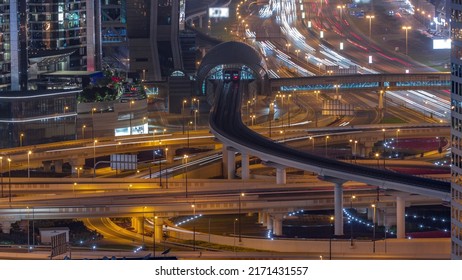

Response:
(209, 79), (450, 200)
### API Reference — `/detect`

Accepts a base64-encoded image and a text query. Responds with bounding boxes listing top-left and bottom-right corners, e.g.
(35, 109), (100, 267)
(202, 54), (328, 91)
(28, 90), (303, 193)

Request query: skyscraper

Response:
(126, 0), (183, 81)
(0, 0), (102, 91)
(450, 0), (462, 260)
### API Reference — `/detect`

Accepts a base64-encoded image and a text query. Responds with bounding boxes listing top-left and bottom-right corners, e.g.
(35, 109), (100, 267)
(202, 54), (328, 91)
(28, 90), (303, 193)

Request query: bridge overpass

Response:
(209, 77), (450, 240)
(270, 73), (450, 92)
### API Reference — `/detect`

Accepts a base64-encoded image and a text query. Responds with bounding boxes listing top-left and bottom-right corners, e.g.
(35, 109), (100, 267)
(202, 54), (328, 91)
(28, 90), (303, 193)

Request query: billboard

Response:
(209, 7), (229, 18)
(433, 39), (451, 50)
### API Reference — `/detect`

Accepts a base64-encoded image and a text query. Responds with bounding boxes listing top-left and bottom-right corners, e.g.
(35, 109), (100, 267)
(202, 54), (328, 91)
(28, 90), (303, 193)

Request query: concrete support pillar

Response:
(153, 218), (164, 241)
(0, 221), (13, 233)
(258, 212), (266, 225)
(334, 183), (344, 236)
(396, 196), (406, 239)
(276, 167), (287, 185)
(367, 207), (373, 220)
(227, 149), (236, 179)
(266, 214), (273, 231)
(199, 16), (203, 28)
(53, 160), (63, 173)
(132, 217), (144, 233)
(377, 208), (385, 227)
(272, 214), (283, 236)
(42, 161), (52, 172)
(384, 207), (397, 228)
(241, 152), (250, 180)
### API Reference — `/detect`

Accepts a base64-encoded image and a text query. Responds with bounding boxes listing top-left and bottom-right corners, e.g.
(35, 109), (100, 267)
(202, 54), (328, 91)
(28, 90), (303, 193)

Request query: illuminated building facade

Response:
(451, 0), (462, 260)
(0, 90), (78, 147)
(0, 0), (102, 91)
(126, 0), (183, 81)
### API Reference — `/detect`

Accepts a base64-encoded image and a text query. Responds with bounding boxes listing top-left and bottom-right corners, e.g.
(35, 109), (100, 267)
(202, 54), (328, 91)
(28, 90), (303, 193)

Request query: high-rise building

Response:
(0, 0), (102, 91)
(126, 0), (183, 81)
(450, 0), (462, 260)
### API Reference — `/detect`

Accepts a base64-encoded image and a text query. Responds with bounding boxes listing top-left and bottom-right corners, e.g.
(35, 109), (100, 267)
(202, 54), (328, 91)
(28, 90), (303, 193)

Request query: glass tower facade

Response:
(0, 90), (78, 148)
(0, 0), (100, 90)
(451, 0), (462, 260)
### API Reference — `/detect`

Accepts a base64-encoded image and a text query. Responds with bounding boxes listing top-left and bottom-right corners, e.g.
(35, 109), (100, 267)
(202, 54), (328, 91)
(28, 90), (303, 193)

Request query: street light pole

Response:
(366, 15), (375, 38)
(183, 155), (189, 198)
(7, 158), (11, 203)
(20, 133), (24, 147)
(402, 26), (412, 55)
(165, 148), (169, 189)
(372, 204), (377, 253)
(192, 203), (196, 251)
(325, 136), (329, 157)
(129, 100), (135, 135)
(382, 128), (386, 166)
(329, 216), (334, 260)
(91, 107), (96, 139)
(239, 192), (245, 242)
(63, 106), (69, 139)
(354, 140), (358, 163)
(82, 125), (86, 139)
(182, 99), (187, 134)
(194, 110), (198, 130)
(350, 195), (356, 246)
(27, 150), (32, 179)
(152, 214), (157, 258)
(93, 140), (98, 177)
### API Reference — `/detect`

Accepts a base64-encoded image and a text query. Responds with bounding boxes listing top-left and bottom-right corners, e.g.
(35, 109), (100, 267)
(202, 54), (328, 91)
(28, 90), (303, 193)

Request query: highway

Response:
(209, 78), (450, 200)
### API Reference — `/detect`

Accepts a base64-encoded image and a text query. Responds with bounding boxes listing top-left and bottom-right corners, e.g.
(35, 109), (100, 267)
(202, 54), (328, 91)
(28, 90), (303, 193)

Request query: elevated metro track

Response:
(270, 73), (450, 92)
(209, 80), (450, 200)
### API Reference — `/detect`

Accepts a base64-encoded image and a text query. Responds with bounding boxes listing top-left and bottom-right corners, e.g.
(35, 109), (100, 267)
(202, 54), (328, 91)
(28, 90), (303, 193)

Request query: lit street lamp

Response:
(192, 203), (196, 251)
(152, 214), (158, 257)
(27, 150), (32, 178)
(93, 139), (98, 177)
(183, 155), (189, 198)
(165, 147), (169, 189)
(354, 140), (358, 163)
(372, 203), (377, 253)
(75, 167), (82, 178)
(91, 107), (97, 139)
(366, 15), (375, 38)
(238, 192), (245, 242)
(350, 195), (356, 246)
(325, 136), (329, 157)
(375, 153), (380, 168)
(7, 158), (11, 203)
(82, 125), (86, 139)
(129, 100), (135, 135)
(329, 216), (334, 260)
(20, 133), (24, 147)
(194, 110), (198, 130)
(382, 129), (386, 166)
(182, 99), (187, 134)
(337, 5), (345, 20)
(63, 106), (69, 139)
(402, 26), (412, 55)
